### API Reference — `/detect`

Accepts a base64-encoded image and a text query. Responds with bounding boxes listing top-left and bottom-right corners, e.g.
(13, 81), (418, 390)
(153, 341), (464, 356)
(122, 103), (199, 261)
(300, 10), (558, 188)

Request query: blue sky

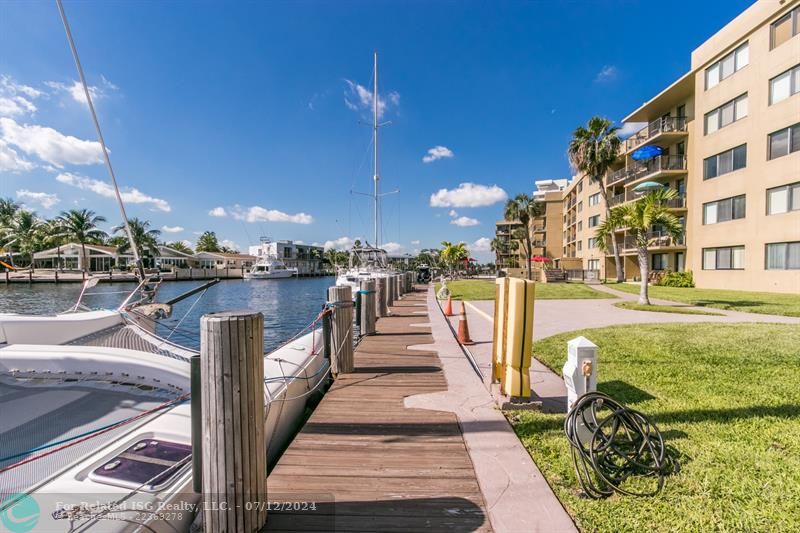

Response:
(0, 0), (753, 261)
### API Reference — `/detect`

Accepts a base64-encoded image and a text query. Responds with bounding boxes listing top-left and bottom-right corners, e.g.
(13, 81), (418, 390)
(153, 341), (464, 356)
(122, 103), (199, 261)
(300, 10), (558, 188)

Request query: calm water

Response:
(0, 277), (335, 352)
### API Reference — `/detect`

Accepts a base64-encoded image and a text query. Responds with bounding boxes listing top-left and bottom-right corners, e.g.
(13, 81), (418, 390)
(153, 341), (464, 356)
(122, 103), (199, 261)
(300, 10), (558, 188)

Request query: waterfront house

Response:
(248, 240), (325, 275)
(155, 245), (197, 270)
(194, 251), (256, 270)
(33, 243), (133, 272)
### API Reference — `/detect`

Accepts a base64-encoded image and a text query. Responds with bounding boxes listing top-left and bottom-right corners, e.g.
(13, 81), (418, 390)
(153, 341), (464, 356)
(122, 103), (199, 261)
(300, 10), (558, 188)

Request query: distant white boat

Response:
(245, 255), (298, 279)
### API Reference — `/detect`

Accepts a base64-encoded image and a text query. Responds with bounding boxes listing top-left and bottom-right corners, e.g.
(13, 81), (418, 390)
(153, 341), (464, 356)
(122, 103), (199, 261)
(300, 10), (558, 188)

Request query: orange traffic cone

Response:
(457, 302), (474, 345)
(444, 295), (454, 316)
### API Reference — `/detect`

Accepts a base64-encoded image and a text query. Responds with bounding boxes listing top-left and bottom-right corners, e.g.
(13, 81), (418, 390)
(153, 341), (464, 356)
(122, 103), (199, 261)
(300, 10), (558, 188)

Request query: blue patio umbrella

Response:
(631, 144), (663, 161)
(632, 181), (666, 192)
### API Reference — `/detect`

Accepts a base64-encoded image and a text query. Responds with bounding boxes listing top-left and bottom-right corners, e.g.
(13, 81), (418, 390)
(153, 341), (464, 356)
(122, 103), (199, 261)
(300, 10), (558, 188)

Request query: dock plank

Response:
(263, 287), (491, 532)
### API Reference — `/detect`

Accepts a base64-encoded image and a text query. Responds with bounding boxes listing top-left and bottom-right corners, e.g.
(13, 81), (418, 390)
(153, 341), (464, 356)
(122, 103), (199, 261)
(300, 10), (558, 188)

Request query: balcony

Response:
(607, 167), (628, 186)
(608, 192), (626, 207)
(609, 190), (687, 209)
(625, 155), (687, 186)
(532, 240), (546, 247)
(531, 225), (546, 233)
(625, 116), (688, 153)
(622, 231), (685, 251)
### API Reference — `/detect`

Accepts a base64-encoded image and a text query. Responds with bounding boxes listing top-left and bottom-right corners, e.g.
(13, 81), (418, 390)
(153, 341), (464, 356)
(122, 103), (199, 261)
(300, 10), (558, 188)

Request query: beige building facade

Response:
(561, 0), (799, 293)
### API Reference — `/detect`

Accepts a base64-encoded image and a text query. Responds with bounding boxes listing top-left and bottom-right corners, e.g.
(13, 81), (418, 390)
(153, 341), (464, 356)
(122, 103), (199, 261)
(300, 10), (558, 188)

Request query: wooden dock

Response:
(264, 286), (491, 532)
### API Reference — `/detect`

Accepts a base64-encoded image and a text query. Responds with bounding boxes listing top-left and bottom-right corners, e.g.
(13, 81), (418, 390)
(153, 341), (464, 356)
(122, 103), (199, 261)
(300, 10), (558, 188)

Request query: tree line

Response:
(0, 198), (237, 270)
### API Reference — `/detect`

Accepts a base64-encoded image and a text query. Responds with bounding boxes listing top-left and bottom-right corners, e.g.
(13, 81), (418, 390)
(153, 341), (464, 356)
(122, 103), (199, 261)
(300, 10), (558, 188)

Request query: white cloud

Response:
(16, 189), (60, 209)
(422, 145), (454, 163)
(450, 216), (479, 227)
(56, 172), (171, 212)
(0, 117), (104, 168)
(231, 205), (314, 224)
(471, 237), (492, 252)
(616, 122), (647, 140)
(382, 242), (404, 254)
(0, 139), (34, 172)
(448, 209), (458, 217)
(45, 76), (117, 107)
(208, 206), (227, 217)
(594, 65), (619, 83)
(323, 236), (356, 251)
(0, 76), (41, 117)
(161, 225), (184, 233)
(410, 240), (420, 245)
(430, 182), (508, 208)
(343, 79), (399, 119)
(220, 239), (240, 251)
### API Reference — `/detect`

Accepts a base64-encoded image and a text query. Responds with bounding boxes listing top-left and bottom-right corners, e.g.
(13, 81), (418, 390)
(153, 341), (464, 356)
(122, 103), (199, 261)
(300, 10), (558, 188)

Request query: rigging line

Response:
(165, 287), (208, 341)
(56, 0), (144, 281)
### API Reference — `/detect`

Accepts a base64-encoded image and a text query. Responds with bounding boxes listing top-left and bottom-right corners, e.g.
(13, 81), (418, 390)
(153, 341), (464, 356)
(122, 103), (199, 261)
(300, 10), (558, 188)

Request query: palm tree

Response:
(43, 218), (67, 270)
(568, 116), (624, 282)
(440, 241), (468, 275)
(57, 209), (108, 272)
(1, 210), (44, 268)
(503, 194), (544, 280)
(595, 188), (683, 305)
(167, 241), (194, 255)
(196, 231), (221, 252)
(0, 198), (20, 227)
(113, 218), (161, 267)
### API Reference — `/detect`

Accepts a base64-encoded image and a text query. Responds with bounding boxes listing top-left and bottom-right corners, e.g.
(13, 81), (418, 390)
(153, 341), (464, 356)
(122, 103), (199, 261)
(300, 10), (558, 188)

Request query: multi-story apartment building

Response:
(494, 179), (568, 277)
(562, 0), (799, 293)
(248, 239), (325, 275)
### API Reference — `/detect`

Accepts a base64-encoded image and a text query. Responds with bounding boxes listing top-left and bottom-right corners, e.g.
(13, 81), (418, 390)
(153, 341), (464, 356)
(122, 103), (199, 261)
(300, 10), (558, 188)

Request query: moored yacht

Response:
(244, 255), (298, 279)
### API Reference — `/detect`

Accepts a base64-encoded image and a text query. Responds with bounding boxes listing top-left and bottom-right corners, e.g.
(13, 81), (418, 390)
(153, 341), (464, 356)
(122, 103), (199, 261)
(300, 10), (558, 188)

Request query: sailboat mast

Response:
(56, 0), (145, 281)
(373, 51), (380, 248)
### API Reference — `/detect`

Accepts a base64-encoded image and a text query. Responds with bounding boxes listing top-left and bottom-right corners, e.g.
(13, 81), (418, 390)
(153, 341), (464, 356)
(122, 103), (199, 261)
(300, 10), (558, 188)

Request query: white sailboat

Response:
(336, 52), (396, 289)
(0, 4), (329, 531)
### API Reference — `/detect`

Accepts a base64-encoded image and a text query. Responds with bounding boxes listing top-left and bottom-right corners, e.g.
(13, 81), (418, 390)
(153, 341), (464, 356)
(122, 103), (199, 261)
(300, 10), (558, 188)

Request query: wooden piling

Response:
(327, 285), (354, 375)
(384, 275), (395, 311)
(200, 310), (267, 533)
(376, 276), (389, 318)
(360, 279), (376, 335)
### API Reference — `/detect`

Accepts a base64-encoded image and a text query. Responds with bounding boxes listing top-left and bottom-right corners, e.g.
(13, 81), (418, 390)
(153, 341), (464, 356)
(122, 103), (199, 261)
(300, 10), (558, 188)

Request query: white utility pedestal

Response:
(563, 336), (598, 411)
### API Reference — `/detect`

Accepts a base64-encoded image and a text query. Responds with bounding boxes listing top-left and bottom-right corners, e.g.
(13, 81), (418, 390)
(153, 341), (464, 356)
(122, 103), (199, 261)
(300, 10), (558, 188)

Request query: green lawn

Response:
(610, 283), (800, 317)
(435, 279), (613, 300)
(613, 301), (723, 316)
(509, 323), (800, 532)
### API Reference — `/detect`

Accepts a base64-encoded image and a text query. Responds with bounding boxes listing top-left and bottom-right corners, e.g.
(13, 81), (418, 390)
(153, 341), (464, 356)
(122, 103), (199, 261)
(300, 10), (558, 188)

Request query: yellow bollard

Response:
(502, 278), (535, 399)
(492, 277), (510, 382)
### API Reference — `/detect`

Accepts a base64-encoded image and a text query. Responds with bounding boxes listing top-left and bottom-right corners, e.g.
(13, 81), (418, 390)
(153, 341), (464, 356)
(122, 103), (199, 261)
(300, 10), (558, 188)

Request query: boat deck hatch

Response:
(89, 439), (191, 490)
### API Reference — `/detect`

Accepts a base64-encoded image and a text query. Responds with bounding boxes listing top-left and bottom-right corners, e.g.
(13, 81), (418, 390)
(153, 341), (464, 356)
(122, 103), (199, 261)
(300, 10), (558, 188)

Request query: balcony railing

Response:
(625, 116), (688, 152)
(531, 225), (545, 232)
(609, 192), (625, 207)
(622, 231), (685, 250)
(532, 240), (546, 247)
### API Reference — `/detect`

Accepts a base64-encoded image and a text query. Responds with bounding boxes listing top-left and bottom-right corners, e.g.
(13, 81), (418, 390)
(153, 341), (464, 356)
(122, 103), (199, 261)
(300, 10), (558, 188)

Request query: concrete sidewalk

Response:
(404, 288), (578, 533)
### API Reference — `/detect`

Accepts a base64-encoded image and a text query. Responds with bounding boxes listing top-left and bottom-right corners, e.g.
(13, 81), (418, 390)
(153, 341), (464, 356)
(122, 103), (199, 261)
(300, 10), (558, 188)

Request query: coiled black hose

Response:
(564, 392), (675, 498)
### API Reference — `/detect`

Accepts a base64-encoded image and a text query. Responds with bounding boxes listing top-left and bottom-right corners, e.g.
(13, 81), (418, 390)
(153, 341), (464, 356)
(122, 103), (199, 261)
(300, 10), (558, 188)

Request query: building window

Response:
(703, 195), (746, 225)
(577, 181), (583, 193)
(577, 201), (583, 212)
(588, 215), (600, 227)
(588, 193), (601, 206)
(770, 64), (800, 105)
(771, 7), (799, 50)
(705, 42), (749, 89)
(703, 246), (745, 270)
(587, 259), (599, 270)
(704, 94), (747, 134)
(588, 237), (598, 249)
(703, 144), (746, 179)
(767, 182), (800, 215)
(651, 253), (668, 271)
(766, 242), (800, 270)
(768, 123), (800, 159)
(577, 241), (582, 251)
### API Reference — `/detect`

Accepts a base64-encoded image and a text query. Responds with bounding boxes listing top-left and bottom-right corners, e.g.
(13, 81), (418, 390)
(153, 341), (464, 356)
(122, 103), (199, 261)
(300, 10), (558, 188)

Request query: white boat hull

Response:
(244, 269), (296, 279)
